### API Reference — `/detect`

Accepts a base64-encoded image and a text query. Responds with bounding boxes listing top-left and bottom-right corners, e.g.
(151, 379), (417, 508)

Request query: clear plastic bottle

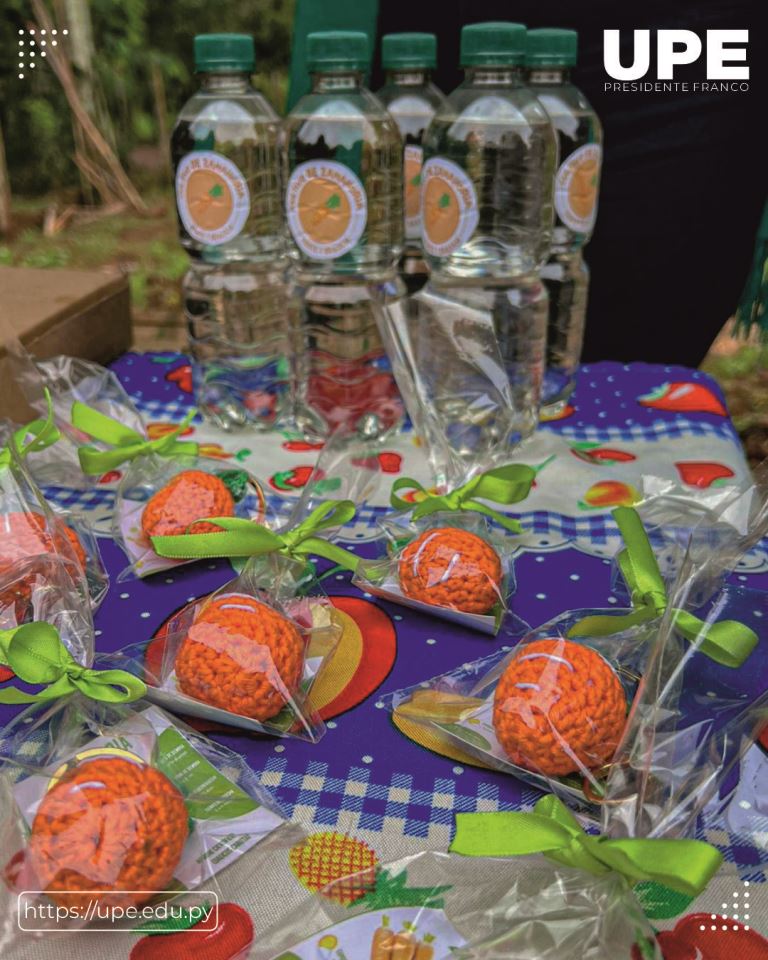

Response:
(527, 28), (602, 413)
(413, 23), (555, 448)
(376, 33), (449, 293)
(171, 34), (294, 431)
(421, 22), (557, 281)
(283, 31), (405, 438)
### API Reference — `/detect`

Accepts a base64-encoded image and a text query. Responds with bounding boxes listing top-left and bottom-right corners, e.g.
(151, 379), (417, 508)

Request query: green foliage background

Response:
(0, 0), (295, 196)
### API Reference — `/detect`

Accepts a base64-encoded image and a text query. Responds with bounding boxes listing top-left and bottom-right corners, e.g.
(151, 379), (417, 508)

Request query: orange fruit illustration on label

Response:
(298, 178), (352, 245)
(568, 154), (599, 221)
(493, 638), (627, 776)
(423, 176), (460, 247)
(186, 169), (233, 232)
(404, 151), (423, 220)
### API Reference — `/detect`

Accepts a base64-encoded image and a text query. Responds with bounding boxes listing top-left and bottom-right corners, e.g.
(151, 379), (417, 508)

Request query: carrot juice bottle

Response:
(283, 31), (405, 439)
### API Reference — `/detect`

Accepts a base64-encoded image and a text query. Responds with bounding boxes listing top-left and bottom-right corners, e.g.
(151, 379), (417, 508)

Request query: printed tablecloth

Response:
(2, 354), (768, 952)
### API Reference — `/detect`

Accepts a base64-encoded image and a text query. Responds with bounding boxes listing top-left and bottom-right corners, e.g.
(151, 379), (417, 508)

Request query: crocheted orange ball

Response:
(398, 527), (502, 614)
(141, 470), (234, 539)
(28, 756), (188, 910)
(175, 593), (305, 721)
(493, 638), (627, 776)
(0, 511), (86, 568)
(0, 512), (87, 614)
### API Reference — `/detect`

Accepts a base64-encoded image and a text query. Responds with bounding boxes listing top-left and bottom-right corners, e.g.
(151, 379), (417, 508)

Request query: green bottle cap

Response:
(194, 34), (255, 73)
(306, 31), (370, 72)
(460, 22), (527, 67)
(526, 28), (578, 67)
(382, 33), (437, 70)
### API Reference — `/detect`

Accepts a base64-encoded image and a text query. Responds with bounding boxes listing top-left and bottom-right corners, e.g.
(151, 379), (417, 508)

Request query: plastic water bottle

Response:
(171, 33), (293, 431)
(283, 31), (405, 438)
(419, 22), (557, 443)
(527, 28), (602, 413)
(376, 33), (449, 293)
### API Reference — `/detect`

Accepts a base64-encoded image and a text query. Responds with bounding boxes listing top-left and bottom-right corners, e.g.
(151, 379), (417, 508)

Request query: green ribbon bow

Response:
(0, 622), (146, 704)
(390, 464), (535, 534)
(0, 390), (61, 469)
(450, 795), (722, 897)
(71, 401), (199, 474)
(567, 506), (757, 668)
(151, 500), (360, 570)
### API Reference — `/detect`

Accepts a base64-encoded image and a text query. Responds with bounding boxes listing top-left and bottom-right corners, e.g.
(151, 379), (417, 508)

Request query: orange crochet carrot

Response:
(175, 593), (304, 721)
(493, 638), (627, 776)
(399, 527), (502, 614)
(28, 756), (188, 910)
(141, 470), (234, 539)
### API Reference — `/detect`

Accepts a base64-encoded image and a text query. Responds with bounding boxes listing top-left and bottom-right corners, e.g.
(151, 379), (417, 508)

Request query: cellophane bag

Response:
(0, 437), (106, 616)
(0, 552), (93, 667)
(383, 607), (654, 806)
(113, 453), (273, 579)
(6, 343), (145, 489)
(105, 553), (340, 741)
(602, 556), (768, 842)
(609, 467), (767, 605)
(354, 512), (517, 635)
(374, 280), (542, 489)
(249, 848), (660, 960)
(0, 693), (302, 955)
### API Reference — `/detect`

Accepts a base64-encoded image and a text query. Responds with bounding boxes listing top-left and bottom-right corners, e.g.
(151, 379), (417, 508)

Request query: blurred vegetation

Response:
(0, 0), (294, 196)
(702, 343), (768, 467)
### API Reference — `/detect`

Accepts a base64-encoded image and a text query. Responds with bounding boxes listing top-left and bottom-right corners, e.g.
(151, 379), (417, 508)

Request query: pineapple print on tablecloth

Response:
(289, 832), (379, 905)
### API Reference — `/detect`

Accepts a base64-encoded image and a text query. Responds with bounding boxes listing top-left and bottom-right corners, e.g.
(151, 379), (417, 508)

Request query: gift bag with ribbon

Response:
(103, 547), (345, 741)
(373, 282), (543, 489)
(5, 342), (146, 489)
(353, 466), (535, 635)
(0, 625), (301, 956)
(383, 505), (761, 807)
(0, 403), (108, 617)
(598, 497), (768, 843)
(446, 794), (723, 959)
(73, 402), (275, 579)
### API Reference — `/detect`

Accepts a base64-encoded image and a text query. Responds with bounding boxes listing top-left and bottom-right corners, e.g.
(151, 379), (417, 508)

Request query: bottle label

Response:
(404, 144), (424, 240)
(286, 160), (367, 260)
(175, 150), (250, 245)
(554, 143), (601, 234)
(421, 157), (479, 256)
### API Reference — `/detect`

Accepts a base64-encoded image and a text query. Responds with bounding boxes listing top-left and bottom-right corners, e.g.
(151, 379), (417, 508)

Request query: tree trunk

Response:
(0, 118), (12, 237)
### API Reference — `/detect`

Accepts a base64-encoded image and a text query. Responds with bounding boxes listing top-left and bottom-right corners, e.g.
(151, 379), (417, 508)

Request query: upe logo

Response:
(603, 29), (749, 93)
